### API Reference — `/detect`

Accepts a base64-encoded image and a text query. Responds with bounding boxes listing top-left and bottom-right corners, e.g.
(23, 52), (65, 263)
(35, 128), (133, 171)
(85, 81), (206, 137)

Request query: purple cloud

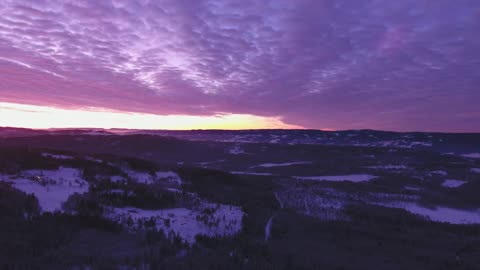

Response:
(0, 0), (479, 131)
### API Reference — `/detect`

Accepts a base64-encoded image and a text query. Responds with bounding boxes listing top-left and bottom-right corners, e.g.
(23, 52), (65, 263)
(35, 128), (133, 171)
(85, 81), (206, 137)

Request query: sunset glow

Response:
(0, 102), (301, 130)
(0, 1), (478, 131)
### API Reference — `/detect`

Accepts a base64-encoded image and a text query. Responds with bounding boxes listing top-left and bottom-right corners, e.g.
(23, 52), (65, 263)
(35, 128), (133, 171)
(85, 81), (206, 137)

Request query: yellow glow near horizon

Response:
(0, 102), (303, 130)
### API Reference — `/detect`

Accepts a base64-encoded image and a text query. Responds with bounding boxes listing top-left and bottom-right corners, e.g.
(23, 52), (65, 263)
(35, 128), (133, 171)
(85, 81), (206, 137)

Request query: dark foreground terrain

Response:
(1, 127), (480, 269)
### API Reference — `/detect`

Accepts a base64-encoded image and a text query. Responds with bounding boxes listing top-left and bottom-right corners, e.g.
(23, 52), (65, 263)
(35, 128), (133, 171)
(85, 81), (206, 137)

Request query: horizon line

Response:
(2, 125), (480, 135)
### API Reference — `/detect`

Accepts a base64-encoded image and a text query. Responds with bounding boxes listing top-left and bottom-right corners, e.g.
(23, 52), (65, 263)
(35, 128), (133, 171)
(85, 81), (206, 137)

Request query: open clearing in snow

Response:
(441, 179), (467, 188)
(107, 203), (244, 244)
(462, 153), (480, 159)
(1, 167), (89, 212)
(378, 202), (480, 224)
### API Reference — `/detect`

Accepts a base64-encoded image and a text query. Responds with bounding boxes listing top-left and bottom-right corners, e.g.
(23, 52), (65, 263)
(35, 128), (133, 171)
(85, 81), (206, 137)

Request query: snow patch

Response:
(410, 141), (433, 147)
(293, 174), (377, 183)
(431, 170), (448, 176)
(155, 171), (182, 185)
(265, 215), (274, 241)
(462, 153), (480, 159)
(42, 153), (74, 160)
(441, 179), (467, 188)
(230, 171), (275, 176)
(124, 169), (153, 184)
(166, 187), (183, 193)
(471, 168), (480, 173)
(367, 165), (408, 170)
(229, 145), (245, 155)
(110, 176), (126, 183)
(85, 156), (103, 163)
(404, 186), (421, 191)
(379, 202), (480, 224)
(252, 161), (312, 168)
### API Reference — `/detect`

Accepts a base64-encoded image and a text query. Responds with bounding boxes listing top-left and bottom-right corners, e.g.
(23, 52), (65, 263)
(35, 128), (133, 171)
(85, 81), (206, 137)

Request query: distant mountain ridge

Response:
(1, 127), (480, 154)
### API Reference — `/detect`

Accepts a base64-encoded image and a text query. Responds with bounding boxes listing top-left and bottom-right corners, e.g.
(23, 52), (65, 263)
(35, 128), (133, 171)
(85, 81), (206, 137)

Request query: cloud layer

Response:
(1, 0), (479, 131)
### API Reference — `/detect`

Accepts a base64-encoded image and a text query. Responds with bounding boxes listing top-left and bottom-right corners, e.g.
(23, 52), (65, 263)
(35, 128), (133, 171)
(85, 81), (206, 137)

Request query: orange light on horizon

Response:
(0, 102), (303, 130)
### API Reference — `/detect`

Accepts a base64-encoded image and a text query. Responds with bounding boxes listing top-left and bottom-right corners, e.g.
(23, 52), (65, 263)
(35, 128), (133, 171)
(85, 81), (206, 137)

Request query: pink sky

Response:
(1, 0), (479, 131)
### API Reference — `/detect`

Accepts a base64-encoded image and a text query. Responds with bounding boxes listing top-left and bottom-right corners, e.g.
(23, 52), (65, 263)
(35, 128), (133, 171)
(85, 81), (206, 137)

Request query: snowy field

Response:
(377, 202), (480, 224)
(106, 203), (244, 244)
(462, 153), (480, 159)
(278, 180), (480, 225)
(0, 167), (89, 212)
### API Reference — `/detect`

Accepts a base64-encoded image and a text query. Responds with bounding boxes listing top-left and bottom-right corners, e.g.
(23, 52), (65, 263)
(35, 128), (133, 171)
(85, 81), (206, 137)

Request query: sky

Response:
(0, 0), (479, 132)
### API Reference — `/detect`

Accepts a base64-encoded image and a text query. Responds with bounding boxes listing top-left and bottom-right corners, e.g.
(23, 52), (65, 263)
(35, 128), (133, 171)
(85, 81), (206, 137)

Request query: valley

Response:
(1, 128), (480, 269)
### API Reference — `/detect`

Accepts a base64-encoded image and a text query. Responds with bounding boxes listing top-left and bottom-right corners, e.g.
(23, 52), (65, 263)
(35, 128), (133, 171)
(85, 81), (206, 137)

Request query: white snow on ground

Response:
(265, 215), (274, 242)
(106, 203), (243, 244)
(229, 145), (245, 155)
(404, 186), (421, 191)
(293, 174), (377, 183)
(276, 181), (478, 225)
(462, 153), (480, 159)
(155, 171), (182, 185)
(166, 187), (183, 193)
(251, 161), (312, 168)
(230, 171), (275, 176)
(1, 167), (89, 212)
(41, 153), (74, 160)
(124, 170), (153, 184)
(441, 179), (467, 188)
(110, 176), (126, 183)
(409, 142), (433, 147)
(378, 202), (480, 224)
(124, 169), (182, 185)
(471, 168), (480, 173)
(431, 170), (448, 176)
(85, 156), (103, 163)
(367, 165), (408, 170)
(373, 140), (432, 148)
